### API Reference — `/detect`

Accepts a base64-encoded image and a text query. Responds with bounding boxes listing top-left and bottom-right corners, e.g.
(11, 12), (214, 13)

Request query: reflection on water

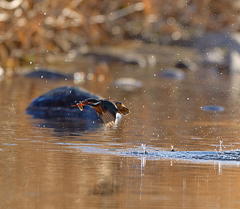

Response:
(1, 60), (240, 208)
(33, 118), (102, 137)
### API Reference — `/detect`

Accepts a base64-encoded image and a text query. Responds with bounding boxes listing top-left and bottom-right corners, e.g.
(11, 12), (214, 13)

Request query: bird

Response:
(73, 98), (129, 125)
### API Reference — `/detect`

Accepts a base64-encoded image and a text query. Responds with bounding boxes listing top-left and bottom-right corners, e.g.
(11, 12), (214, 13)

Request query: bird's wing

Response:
(101, 111), (116, 124)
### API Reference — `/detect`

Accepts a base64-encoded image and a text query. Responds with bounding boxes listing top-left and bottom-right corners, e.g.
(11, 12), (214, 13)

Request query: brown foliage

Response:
(0, 0), (239, 71)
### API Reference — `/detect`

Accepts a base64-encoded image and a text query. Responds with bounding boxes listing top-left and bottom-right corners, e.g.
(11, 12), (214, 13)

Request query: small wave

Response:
(67, 143), (240, 164)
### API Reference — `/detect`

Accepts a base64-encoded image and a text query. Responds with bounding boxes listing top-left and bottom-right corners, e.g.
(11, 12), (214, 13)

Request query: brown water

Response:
(1, 59), (240, 209)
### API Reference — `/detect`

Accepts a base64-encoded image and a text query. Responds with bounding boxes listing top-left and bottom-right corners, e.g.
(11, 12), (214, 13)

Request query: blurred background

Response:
(0, 0), (240, 74)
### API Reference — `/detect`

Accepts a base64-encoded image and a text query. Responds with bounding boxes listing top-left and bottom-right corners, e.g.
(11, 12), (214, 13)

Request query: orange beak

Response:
(72, 99), (101, 112)
(76, 103), (84, 111)
(72, 102), (85, 111)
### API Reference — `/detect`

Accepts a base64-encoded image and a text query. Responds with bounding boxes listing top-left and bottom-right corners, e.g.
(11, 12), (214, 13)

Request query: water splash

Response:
(219, 140), (223, 152)
(65, 142), (240, 165)
(141, 144), (148, 154)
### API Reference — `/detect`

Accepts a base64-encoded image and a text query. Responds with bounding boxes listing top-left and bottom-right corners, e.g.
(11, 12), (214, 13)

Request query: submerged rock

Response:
(200, 105), (225, 112)
(114, 77), (143, 92)
(158, 69), (185, 80)
(25, 69), (74, 80)
(26, 86), (100, 120)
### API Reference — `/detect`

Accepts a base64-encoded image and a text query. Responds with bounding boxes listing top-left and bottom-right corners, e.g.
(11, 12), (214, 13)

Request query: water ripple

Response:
(68, 144), (240, 164)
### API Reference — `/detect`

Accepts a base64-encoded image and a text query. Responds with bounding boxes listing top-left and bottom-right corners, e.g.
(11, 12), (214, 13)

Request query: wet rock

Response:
(26, 86), (100, 119)
(175, 60), (196, 71)
(175, 60), (189, 69)
(25, 69), (74, 80)
(200, 105), (225, 112)
(114, 77), (143, 92)
(158, 69), (185, 80)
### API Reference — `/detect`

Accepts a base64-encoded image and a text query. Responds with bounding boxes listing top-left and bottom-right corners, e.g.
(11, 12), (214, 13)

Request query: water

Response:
(1, 58), (240, 209)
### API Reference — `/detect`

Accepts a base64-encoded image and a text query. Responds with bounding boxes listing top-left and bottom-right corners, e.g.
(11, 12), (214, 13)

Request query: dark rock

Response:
(25, 69), (74, 80)
(175, 60), (196, 71)
(175, 61), (189, 69)
(26, 86), (100, 119)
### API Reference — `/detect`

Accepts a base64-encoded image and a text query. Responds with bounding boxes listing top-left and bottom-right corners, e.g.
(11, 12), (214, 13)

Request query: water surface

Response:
(1, 56), (240, 209)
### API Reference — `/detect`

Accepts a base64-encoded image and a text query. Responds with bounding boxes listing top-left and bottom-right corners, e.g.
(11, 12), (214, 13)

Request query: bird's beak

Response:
(115, 103), (130, 115)
(75, 102), (85, 111)
(75, 100), (101, 112)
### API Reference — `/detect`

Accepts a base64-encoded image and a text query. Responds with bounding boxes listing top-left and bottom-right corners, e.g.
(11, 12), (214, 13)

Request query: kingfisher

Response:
(73, 98), (129, 124)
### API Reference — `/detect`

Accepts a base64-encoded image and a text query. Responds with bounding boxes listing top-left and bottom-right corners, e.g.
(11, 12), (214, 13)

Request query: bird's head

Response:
(114, 101), (130, 115)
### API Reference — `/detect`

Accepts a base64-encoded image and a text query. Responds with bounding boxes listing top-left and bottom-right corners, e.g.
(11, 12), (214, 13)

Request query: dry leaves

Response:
(0, 0), (239, 72)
